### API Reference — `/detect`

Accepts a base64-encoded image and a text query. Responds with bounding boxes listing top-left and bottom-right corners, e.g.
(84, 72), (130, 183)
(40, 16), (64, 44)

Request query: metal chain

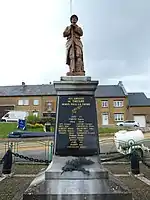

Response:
(12, 152), (50, 164)
(101, 153), (131, 162)
(142, 157), (150, 168)
(101, 152), (150, 169)
(1, 146), (149, 169)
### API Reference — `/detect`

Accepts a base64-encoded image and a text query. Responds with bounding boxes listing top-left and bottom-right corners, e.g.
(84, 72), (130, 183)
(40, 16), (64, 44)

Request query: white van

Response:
(1, 111), (29, 122)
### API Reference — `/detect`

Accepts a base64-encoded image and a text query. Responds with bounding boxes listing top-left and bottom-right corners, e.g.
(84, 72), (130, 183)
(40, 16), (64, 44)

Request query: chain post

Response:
(44, 142), (47, 161)
(130, 149), (140, 175)
(4, 143), (6, 154)
(10, 142), (13, 151)
(49, 142), (53, 162)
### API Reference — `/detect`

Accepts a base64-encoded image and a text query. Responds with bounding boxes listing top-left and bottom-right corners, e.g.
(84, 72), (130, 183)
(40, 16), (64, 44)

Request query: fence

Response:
(0, 137), (150, 164)
(0, 137), (54, 164)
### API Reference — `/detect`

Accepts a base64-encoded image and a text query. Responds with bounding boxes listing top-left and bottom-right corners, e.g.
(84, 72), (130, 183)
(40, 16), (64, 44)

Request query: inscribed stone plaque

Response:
(55, 96), (99, 156)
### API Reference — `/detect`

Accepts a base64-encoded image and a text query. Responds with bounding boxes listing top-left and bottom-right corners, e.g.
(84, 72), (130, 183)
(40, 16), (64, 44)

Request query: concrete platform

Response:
(23, 156), (132, 200)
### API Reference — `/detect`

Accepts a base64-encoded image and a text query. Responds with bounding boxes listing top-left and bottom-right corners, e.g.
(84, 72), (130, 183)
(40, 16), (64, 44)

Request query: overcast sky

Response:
(0, 0), (150, 96)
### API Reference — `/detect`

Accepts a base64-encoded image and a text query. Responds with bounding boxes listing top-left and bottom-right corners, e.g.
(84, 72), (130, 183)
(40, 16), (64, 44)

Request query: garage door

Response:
(134, 115), (146, 127)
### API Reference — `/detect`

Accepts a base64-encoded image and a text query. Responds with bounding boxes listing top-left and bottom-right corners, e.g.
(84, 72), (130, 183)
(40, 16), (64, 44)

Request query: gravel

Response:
(0, 163), (150, 200)
(119, 177), (150, 200)
(0, 164), (47, 200)
(103, 163), (150, 179)
(12, 163), (47, 174)
(0, 177), (33, 200)
(103, 163), (150, 200)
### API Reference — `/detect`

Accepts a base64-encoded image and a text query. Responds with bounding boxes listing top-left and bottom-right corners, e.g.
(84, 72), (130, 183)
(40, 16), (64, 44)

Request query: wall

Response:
(0, 97), (17, 105)
(96, 97), (127, 127)
(0, 96), (57, 117)
(0, 95), (128, 125)
(127, 106), (150, 123)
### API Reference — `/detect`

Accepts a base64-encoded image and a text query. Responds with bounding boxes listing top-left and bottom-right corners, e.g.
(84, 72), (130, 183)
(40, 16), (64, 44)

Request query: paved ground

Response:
(0, 136), (150, 162)
(0, 134), (150, 200)
(103, 163), (150, 200)
(0, 162), (150, 200)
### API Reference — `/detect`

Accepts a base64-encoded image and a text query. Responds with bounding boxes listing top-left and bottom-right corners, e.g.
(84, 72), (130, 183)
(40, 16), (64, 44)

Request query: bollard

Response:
(49, 143), (53, 162)
(2, 148), (13, 175)
(130, 150), (140, 175)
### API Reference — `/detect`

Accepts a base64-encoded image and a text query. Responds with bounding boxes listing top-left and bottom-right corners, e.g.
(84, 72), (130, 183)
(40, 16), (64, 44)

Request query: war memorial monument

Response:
(23, 14), (132, 200)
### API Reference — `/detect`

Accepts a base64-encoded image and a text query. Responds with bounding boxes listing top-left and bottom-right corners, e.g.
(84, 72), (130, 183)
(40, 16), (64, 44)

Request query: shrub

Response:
(27, 123), (44, 129)
(26, 123), (35, 129)
(34, 123), (44, 128)
(38, 117), (56, 125)
(27, 115), (40, 124)
(99, 127), (120, 134)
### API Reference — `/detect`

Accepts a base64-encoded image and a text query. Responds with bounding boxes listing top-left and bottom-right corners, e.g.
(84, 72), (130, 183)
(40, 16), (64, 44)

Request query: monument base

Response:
(66, 71), (85, 76)
(23, 156), (132, 200)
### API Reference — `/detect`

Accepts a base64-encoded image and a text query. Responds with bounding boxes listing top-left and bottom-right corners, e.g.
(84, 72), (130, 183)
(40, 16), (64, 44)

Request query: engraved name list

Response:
(55, 96), (99, 156)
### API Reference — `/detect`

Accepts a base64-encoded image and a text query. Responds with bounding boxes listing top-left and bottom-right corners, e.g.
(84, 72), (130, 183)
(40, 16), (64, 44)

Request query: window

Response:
(33, 111), (39, 117)
(33, 100), (39, 106)
(114, 113), (124, 121)
(101, 100), (108, 108)
(113, 100), (124, 107)
(18, 99), (29, 106)
(46, 101), (52, 111)
(43, 112), (56, 118)
(124, 120), (134, 123)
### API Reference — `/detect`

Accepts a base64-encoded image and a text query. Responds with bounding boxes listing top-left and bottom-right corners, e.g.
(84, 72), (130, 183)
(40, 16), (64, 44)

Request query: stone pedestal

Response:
(23, 76), (132, 199)
(23, 156), (132, 200)
(53, 76), (100, 156)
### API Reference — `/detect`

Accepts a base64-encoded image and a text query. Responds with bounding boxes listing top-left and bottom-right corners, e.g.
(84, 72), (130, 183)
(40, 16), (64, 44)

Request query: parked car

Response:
(1, 111), (29, 122)
(116, 120), (140, 127)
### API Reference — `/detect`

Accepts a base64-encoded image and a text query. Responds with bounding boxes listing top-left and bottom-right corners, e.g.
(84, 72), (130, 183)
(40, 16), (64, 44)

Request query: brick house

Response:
(0, 81), (150, 127)
(0, 82), (57, 117)
(0, 81), (130, 127)
(95, 81), (128, 126)
(127, 92), (150, 127)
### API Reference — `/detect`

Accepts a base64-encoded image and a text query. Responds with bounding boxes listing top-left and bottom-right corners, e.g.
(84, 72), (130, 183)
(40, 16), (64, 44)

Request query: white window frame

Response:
(114, 113), (124, 121)
(113, 100), (124, 108)
(101, 100), (108, 108)
(18, 99), (29, 106)
(33, 99), (39, 106)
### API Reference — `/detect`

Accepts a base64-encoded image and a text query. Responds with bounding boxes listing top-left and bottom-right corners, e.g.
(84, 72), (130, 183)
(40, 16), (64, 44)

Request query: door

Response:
(33, 111), (39, 117)
(134, 115), (146, 127)
(102, 113), (109, 125)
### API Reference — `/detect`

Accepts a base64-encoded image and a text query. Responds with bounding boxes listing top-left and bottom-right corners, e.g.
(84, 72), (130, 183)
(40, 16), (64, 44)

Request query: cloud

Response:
(0, 0), (150, 96)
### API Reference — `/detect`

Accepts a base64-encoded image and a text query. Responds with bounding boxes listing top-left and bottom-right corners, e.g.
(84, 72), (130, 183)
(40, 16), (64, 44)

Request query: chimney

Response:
(118, 81), (128, 95)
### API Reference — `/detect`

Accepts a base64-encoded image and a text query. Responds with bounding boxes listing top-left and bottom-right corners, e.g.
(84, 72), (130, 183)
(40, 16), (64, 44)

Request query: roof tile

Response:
(128, 93), (150, 106)
(0, 84), (125, 97)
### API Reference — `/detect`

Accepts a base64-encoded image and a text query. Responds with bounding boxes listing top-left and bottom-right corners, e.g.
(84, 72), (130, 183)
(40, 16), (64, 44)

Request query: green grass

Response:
(0, 123), (125, 138)
(99, 127), (120, 134)
(0, 122), (44, 138)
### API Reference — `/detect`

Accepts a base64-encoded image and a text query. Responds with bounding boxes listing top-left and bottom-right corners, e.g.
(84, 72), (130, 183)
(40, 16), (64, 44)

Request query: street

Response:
(0, 137), (150, 162)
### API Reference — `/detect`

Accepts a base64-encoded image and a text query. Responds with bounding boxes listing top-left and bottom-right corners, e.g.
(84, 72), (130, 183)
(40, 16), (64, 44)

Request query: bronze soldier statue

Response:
(63, 14), (85, 76)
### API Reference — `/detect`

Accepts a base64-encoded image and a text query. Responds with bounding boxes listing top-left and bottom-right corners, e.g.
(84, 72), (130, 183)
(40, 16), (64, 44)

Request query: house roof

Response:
(0, 85), (56, 97)
(128, 92), (150, 106)
(95, 85), (126, 97)
(0, 83), (126, 97)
